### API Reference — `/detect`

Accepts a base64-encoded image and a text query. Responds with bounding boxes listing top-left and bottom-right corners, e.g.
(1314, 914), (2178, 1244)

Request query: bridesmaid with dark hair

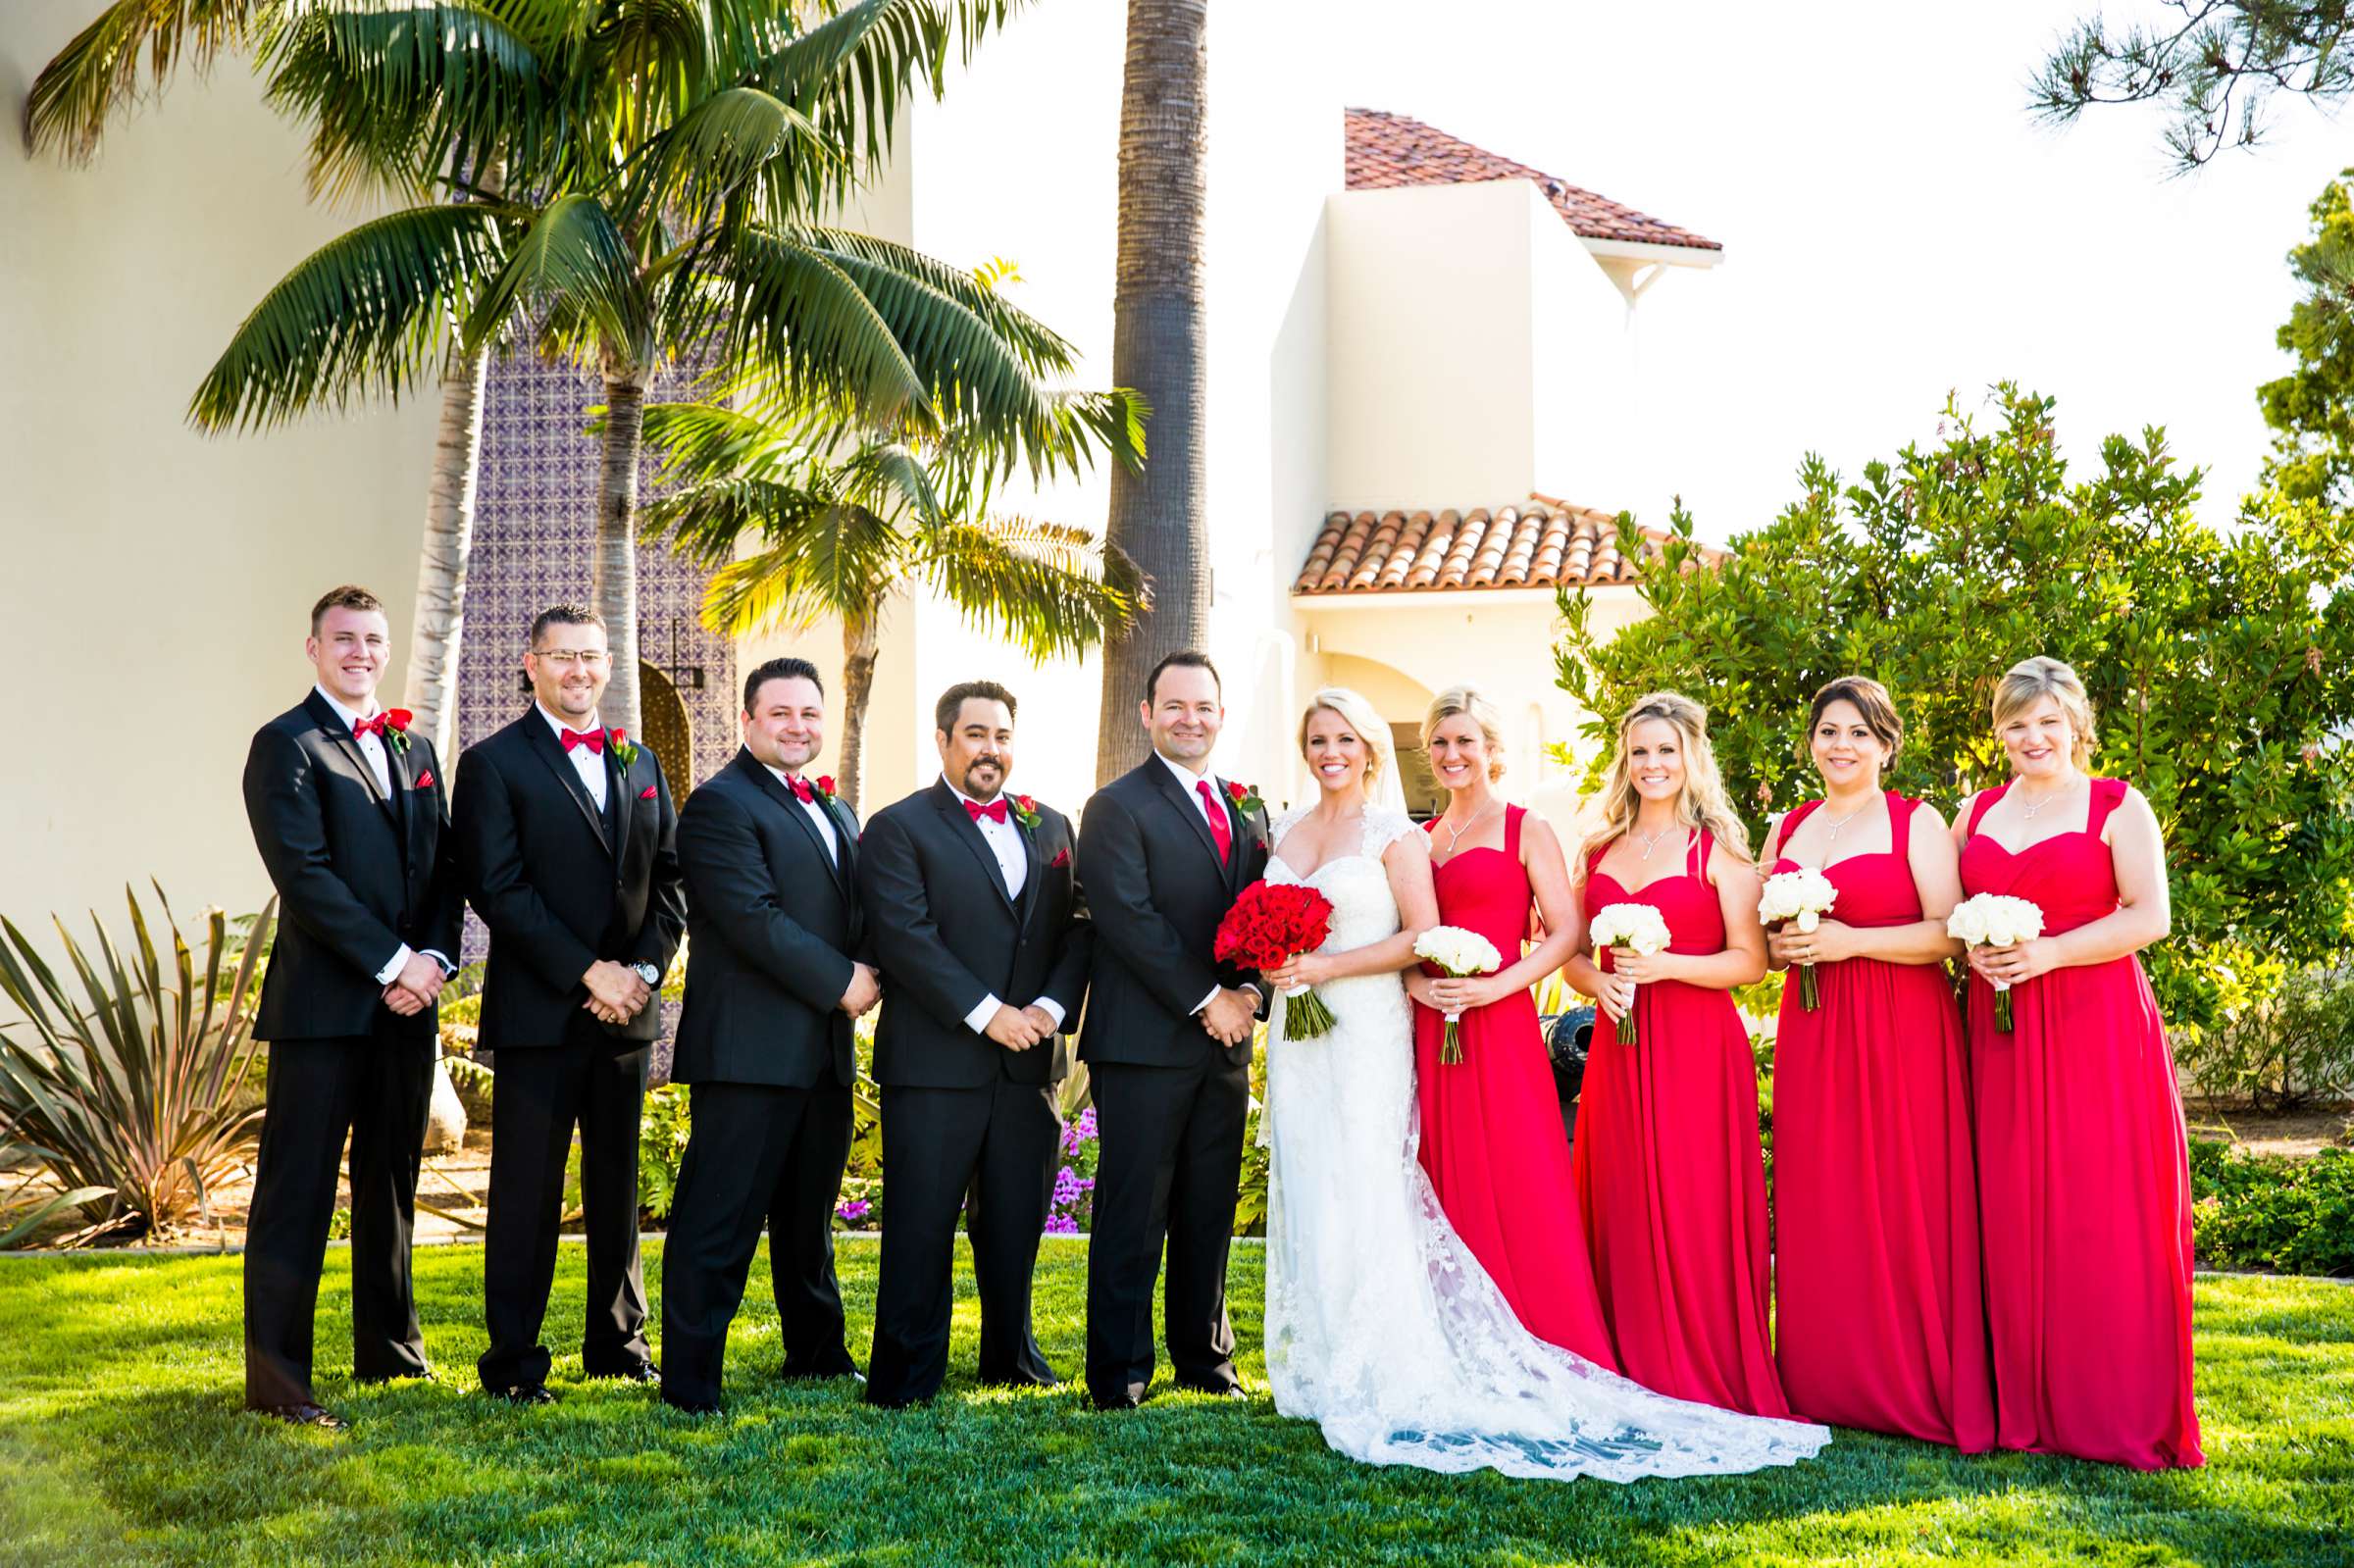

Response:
(1953, 656), (2202, 1470)
(1766, 677), (1993, 1450)
(1408, 686), (1617, 1372)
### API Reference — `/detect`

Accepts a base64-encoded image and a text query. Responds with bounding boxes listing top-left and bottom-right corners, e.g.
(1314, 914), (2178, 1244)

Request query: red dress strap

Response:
(1964, 783), (2009, 839)
(1689, 829), (1714, 880)
(1888, 790), (1919, 842)
(1586, 838), (1612, 880)
(2086, 777), (2128, 837)
(1774, 799), (1823, 859)
(1505, 804), (1525, 860)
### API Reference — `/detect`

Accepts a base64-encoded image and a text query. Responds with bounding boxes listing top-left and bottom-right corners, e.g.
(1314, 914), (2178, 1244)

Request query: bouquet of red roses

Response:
(1214, 881), (1338, 1039)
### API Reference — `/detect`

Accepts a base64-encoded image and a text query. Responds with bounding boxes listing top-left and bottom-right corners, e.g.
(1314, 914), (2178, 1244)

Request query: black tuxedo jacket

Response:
(1075, 758), (1269, 1070)
(453, 709), (687, 1048)
(857, 781), (1091, 1089)
(672, 748), (864, 1089)
(243, 690), (464, 1042)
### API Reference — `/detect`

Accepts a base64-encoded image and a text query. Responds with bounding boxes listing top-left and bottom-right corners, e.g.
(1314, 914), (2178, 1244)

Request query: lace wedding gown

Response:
(1259, 806), (1831, 1482)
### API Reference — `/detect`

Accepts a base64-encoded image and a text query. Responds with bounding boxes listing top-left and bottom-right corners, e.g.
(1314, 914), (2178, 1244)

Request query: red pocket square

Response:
(639, 784), (658, 800)
(414, 770), (435, 789)
(1050, 848), (1070, 868)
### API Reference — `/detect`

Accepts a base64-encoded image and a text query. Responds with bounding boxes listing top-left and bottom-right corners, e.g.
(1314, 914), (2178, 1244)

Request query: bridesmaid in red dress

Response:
(1765, 677), (1994, 1449)
(1564, 691), (1792, 1418)
(1407, 686), (1618, 1373)
(1954, 656), (2202, 1470)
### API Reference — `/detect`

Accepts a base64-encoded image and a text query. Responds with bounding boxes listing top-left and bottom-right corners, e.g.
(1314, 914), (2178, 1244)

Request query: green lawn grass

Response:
(0, 1240), (2348, 1566)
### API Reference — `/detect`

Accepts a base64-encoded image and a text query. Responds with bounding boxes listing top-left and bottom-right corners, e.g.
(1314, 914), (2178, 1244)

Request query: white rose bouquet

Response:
(1414, 926), (1505, 1064)
(1588, 902), (1673, 1046)
(1946, 892), (2045, 1032)
(1758, 867), (1839, 1012)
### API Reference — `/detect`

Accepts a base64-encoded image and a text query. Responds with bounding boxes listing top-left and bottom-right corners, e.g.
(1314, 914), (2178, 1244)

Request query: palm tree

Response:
(25, 0), (490, 757)
(1095, 0), (1208, 784)
(639, 362), (1148, 805)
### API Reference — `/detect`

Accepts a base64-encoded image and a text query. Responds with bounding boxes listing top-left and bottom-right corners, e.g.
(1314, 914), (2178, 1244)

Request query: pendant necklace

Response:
(1817, 798), (1869, 845)
(2018, 780), (2076, 822)
(1632, 824), (1672, 860)
(1438, 799), (1499, 858)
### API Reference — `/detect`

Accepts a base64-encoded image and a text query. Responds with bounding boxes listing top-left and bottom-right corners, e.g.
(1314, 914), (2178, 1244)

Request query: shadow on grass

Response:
(0, 1246), (2349, 1565)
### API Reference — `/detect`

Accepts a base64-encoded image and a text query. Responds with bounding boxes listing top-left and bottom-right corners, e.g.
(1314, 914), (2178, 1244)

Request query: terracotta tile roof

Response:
(1344, 108), (1721, 254)
(1292, 497), (1723, 596)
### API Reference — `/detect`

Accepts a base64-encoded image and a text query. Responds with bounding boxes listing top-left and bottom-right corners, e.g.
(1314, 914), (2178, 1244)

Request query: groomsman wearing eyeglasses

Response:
(856, 682), (1092, 1406)
(240, 584), (464, 1428)
(453, 604), (686, 1404)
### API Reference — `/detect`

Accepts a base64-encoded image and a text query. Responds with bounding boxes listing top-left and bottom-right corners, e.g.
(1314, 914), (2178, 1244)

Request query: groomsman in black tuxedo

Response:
(1077, 651), (1270, 1410)
(453, 604), (686, 1404)
(240, 584), (464, 1427)
(660, 656), (878, 1412)
(857, 682), (1092, 1407)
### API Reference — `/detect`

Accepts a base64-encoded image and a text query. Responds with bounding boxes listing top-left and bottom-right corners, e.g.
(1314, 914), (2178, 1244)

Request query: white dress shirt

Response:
(945, 778), (1065, 1036)
(1153, 750), (1248, 1017)
(762, 762), (840, 863)
(537, 702), (610, 809)
(313, 684), (451, 985)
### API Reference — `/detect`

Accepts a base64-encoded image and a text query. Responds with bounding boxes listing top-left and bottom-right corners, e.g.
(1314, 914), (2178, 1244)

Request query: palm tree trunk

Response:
(837, 613), (880, 810)
(400, 157), (504, 761)
(400, 342), (488, 758)
(595, 369), (645, 737)
(1096, 0), (1210, 785)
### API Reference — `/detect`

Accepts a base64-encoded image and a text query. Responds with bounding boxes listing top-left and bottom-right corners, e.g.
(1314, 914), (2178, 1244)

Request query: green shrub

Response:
(2191, 1138), (2354, 1276)
(2183, 960), (2354, 1111)
(637, 1084), (691, 1224)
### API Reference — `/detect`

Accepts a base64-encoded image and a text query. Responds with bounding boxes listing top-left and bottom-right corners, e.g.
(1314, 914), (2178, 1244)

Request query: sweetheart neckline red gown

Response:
(1572, 829), (1793, 1418)
(1769, 791), (1995, 1449)
(1960, 777), (2203, 1469)
(1413, 806), (1619, 1373)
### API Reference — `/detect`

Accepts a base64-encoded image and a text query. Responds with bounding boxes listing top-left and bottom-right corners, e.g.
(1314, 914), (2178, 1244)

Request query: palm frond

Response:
(261, 0), (553, 206)
(190, 202), (503, 430)
(692, 495), (908, 632)
(913, 512), (1146, 661)
(626, 85), (840, 235)
(803, 226), (1078, 376)
(691, 226), (929, 424)
(464, 192), (651, 365)
(23, 0), (259, 163)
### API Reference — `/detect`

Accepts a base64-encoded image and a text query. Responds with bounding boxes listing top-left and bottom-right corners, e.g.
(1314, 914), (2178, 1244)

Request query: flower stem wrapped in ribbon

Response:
(1946, 892), (2045, 1032)
(1214, 881), (1338, 1039)
(1413, 926), (1504, 1064)
(1758, 867), (1839, 1011)
(1588, 902), (1673, 1046)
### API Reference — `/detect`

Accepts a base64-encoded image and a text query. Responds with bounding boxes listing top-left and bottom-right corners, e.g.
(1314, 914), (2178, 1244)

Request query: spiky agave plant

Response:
(0, 886), (276, 1245)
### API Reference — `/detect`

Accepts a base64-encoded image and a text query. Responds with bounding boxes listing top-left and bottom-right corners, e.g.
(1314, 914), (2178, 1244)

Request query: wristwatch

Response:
(632, 962), (661, 987)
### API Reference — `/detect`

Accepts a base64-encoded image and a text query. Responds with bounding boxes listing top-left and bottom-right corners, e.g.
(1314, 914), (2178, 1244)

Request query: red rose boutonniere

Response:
(1225, 779), (1264, 818)
(814, 775), (841, 804)
(608, 727), (640, 770)
(355, 708), (415, 753)
(1009, 794), (1042, 833)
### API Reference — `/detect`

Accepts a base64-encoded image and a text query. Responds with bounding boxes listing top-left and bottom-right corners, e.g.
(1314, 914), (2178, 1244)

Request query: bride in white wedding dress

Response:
(1253, 688), (1829, 1483)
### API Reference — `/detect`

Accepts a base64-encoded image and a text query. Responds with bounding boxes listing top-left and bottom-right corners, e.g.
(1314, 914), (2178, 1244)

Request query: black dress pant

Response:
(242, 1024), (435, 1409)
(658, 1079), (855, 1408)
(1084, 1055), (1250, 1407)
(479, 1031), (652, 1391)
(866, 1077), (1059, 1406)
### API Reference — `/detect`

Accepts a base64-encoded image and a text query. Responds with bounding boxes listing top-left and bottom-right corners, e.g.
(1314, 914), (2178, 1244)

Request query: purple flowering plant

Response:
(1044, 1106), (1100, 1234)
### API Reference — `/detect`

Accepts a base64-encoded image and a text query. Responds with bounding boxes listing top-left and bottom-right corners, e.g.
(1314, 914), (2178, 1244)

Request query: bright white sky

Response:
(1336, 0), (2351, 538)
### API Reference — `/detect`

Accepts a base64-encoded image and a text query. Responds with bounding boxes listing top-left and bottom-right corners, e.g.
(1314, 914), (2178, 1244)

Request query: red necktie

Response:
(561, 727), (607, 754)
(964, 797), (1008, 825)
(1197, 779), (1233, 863)
(353, 713), (393, 740)
(788, 775), (816, 804)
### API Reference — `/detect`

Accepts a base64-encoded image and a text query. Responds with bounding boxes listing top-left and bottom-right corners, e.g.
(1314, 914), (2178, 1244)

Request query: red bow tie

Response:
(963, 797), (1009, 825)
(787, 775), (816, 804)
(561, 727), (607, 754)
(352, 712), (397, 740)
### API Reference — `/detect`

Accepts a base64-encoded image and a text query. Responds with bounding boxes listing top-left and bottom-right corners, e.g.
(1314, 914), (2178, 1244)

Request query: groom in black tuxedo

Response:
(1078, 651), (1269, 1409)
(453, 604), (686, 1403)
(857, 681), (1092, 1407)
(660, 656), (878, 1412)
(240, 584), (463, 1427)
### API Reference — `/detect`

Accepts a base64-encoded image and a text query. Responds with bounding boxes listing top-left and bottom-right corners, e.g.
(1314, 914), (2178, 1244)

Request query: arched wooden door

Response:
(639, 662), (695, 797)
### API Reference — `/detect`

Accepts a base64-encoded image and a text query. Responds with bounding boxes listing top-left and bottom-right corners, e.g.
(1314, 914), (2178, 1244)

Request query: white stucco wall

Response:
(3, 6), (439, 931)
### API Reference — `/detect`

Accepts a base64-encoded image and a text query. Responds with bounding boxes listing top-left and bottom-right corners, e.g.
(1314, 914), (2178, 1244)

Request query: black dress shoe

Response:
(489, 1383), (560, 1406)
(663, 1393), (722, 1416)
(258, 1402), (347, 1430)
(977, 1368), (1062, 1391)
(590, 1362), (661, 1387)
(780, 1361), (864, 1385)
(354, 1365), (435, 1387)
(1176, 1381), (1250, 1400)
